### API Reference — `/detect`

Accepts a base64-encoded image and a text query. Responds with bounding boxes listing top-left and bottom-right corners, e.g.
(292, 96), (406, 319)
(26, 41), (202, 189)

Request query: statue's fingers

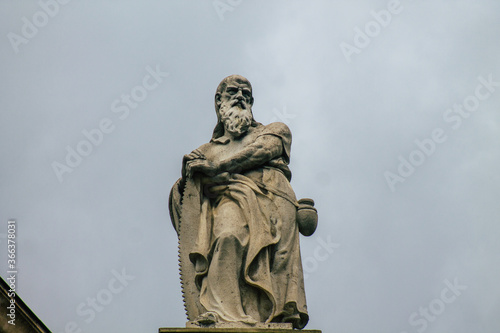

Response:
(192, 149), (206, 159)
(186, 164), (193, 177)
(186, 161), (204, 177)
(187, 160), (199, 169)
(186, 159), (201, 168)
(184, 153), (196, 161)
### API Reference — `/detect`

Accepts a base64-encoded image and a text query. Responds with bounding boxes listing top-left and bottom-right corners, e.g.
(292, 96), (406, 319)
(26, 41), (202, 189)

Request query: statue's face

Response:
(218, 79), (254, 138)
(220, 79), (253, 110)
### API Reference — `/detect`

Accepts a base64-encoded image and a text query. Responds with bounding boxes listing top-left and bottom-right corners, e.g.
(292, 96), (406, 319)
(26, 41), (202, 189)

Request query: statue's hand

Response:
(184, 149), (206, 161)
(185, 158), (219, 178)
(182, 149), (207, 178)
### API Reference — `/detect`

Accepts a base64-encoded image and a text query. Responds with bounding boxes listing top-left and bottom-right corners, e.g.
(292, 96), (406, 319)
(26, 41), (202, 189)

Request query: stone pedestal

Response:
(185, 322), (293, 329)
(159, 329), (322, 333)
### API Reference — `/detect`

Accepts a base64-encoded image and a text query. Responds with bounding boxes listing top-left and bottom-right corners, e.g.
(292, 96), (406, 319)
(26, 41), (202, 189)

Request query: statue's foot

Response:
(241, 316), (258, 326)
(195, 311), (219, 325)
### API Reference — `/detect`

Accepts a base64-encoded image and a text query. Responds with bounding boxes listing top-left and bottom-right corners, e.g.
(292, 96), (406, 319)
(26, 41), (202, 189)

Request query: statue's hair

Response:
(212, 75), (260, 140)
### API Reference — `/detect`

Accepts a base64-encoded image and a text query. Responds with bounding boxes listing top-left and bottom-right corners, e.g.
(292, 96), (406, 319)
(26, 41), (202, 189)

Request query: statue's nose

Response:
(235, 90), (244, 100)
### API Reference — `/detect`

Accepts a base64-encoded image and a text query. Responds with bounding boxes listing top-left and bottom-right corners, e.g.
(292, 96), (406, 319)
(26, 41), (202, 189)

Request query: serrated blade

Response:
(177, 176), (204, 321)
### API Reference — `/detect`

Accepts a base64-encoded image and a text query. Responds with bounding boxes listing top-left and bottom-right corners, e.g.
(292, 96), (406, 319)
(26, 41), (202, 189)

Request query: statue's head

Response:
(212, 75), (258, 140)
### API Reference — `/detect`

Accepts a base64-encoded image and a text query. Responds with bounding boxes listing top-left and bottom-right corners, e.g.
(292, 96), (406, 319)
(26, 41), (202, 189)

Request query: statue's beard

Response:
(219, 100), (253, 137)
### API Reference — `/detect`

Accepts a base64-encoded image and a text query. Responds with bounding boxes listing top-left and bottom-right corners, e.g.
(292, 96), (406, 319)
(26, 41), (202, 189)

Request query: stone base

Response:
(186, 321), (292, 329)
(159, 329), (322, 333)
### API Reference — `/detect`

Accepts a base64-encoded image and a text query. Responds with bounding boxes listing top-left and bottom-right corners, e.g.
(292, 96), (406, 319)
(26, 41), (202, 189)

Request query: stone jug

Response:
(296, 198), (318, 236)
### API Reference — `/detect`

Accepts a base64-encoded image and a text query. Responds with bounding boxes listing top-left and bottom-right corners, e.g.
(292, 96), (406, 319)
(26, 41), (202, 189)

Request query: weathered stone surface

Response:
(169, 75), (318, 330)
(160, 329), (322, 333)
(186, 321), (292, 329)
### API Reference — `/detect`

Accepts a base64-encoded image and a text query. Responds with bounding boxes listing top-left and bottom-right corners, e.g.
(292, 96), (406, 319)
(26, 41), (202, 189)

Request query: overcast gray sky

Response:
(1, 1), (499, 332)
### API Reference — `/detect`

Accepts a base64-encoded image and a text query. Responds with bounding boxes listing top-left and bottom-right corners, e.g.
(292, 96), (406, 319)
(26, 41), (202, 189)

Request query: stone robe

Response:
(169, 122), (308, 329)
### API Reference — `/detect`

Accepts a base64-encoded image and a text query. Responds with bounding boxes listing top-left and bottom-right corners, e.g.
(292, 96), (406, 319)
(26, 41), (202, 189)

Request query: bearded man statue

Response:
(169, 74), (315, 330)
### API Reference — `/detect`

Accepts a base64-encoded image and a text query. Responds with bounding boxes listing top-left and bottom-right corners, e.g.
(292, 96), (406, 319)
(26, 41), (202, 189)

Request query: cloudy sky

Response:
(1, 1), (499, 332)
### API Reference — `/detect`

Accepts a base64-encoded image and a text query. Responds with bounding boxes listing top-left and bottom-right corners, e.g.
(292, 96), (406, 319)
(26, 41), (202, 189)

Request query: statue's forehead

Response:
(226, 78), (251, 89)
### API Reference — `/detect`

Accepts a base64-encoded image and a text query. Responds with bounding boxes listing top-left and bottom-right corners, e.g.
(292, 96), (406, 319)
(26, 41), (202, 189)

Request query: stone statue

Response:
(169, 75), (318, 330)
